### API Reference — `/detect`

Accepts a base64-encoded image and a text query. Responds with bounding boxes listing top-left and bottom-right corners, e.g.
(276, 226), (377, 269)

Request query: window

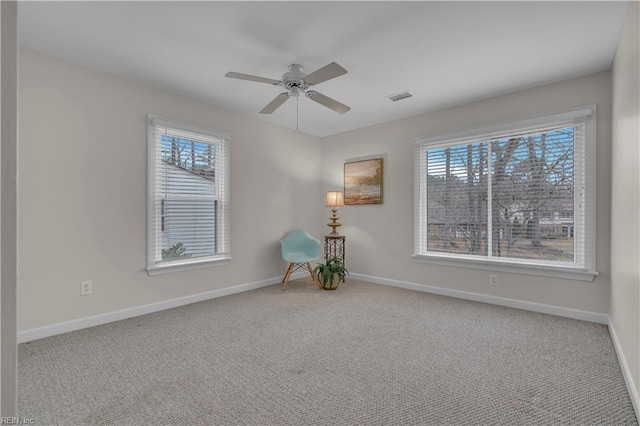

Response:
(147, 115), (230, 275)
(560, 210), (573, 219)
(414, 106), (596, 280)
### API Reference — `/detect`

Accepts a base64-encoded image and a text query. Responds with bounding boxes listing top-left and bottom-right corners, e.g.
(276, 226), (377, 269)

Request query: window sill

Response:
(412, 254), (597, 281)
(147, 256), (232, 276)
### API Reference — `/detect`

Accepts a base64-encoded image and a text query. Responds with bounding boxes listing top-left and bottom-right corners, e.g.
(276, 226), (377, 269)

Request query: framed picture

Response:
(344, 158), (383, 205)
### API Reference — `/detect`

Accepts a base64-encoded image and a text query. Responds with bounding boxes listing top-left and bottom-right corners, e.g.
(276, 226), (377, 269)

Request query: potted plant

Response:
(313, 257), (349, 290)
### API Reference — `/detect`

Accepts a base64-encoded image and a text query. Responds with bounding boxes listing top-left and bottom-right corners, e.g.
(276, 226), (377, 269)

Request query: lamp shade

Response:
(326, 191), (344, 207)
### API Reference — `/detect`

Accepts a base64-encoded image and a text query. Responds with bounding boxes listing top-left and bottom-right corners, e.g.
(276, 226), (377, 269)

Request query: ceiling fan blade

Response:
(303, 62), (347, 85)
(225, 72), (280, 85)
(306, 91), (350, 114)
(260, 93), (290, 114)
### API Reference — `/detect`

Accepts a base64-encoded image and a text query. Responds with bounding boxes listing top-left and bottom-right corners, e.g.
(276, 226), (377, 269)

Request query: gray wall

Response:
(321, 71), (612, 314)
(18, 48), (323, 331)
(1, 0), (18, 416)
(611, 0), (640, 406)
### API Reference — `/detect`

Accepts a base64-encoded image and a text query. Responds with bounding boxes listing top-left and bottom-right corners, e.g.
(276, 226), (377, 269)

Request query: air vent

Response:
(387, 91), (413, 102)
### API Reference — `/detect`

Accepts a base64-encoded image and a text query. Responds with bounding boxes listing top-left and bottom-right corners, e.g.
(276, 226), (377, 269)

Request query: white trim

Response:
(608, 318), (640, 420)
(584, 106), (598, 271)
(412, 254), (597, 281)
(146, 256), (232, 276)
(414, 143), (426, 255)
(413, 105), (597, 278)
(147, 116), (159, 270)
(17, 271), (307, 344)
(146, 114), (231, 275)
(350, 273), (608, 324)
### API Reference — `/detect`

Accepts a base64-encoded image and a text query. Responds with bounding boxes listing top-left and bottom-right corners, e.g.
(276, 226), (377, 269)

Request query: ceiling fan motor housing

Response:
(282, 64), (308, 91)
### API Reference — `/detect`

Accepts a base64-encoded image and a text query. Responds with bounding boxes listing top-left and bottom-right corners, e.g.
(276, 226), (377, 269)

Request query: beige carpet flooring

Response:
(18, 278), (638, 425)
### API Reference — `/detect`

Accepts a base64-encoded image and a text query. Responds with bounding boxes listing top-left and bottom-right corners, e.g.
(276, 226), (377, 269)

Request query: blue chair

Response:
(280, 230), (322, 289)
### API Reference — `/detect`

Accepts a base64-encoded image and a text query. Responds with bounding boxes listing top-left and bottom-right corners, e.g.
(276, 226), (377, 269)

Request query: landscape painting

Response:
(344, 158), (383, 205)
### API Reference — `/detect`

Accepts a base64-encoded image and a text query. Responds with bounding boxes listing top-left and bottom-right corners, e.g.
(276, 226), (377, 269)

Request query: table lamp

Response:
(326, 191), (344, 236)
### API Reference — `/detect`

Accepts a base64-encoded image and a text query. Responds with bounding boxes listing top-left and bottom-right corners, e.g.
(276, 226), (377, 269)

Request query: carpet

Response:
(18, 279), (638, 425)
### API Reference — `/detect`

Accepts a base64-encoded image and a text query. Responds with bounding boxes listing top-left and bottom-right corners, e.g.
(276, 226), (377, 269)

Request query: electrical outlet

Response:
(490, 274), (498, 286)
(80, 280), (93, 296)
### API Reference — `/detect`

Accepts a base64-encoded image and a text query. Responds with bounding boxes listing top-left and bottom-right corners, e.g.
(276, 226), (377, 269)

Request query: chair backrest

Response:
(280, 230), (321, 259)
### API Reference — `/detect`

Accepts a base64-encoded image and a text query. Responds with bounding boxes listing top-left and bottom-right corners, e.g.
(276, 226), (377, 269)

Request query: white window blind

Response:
(147, 115), (230, 274)
(414, 106), (596, 280)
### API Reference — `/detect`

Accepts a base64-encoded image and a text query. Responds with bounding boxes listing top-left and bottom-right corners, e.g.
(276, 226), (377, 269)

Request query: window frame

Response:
(413, 106), (597, 281)
(147, 115), (231, 276)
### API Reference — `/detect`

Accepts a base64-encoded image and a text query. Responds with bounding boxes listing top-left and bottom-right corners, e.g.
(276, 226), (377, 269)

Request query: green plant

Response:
(313, 257), (349, 289)
(162, 242), (191, 260)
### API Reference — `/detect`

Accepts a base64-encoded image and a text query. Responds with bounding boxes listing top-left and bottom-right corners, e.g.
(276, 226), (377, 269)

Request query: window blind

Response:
(415, 108), (594, 274)
(147, 116), (230, 271)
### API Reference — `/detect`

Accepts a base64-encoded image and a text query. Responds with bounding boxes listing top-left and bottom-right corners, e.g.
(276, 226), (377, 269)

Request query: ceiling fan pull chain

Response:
(296, 95), (299, 131)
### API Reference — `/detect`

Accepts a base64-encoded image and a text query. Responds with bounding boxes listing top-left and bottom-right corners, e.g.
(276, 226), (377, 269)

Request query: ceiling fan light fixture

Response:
(289, 87), (301, 97)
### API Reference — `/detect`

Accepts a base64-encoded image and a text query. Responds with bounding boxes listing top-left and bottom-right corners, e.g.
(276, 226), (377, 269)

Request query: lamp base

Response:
(328, 208), (341, 236)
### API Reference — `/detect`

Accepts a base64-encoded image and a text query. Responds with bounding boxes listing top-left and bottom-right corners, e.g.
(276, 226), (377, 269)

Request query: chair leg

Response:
(282, 263), (294, 290)
(307, 263), (321, 288)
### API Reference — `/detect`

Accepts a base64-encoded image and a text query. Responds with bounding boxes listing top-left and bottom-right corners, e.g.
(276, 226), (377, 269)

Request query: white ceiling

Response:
(17, 1), (628, 138)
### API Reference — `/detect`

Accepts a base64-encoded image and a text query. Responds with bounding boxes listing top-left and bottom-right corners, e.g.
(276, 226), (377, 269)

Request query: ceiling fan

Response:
(225, 62), (350, 114)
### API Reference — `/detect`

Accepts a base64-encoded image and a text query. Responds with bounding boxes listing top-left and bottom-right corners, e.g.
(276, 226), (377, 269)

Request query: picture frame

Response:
(344, 158), (383, 205)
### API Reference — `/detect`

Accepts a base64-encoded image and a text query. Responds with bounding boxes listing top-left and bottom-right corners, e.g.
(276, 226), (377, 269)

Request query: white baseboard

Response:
(608, 319), (640, 420)
(350, 273), (609, 324)
(18, 271), (307, 344)
(18, 270), (608, 338)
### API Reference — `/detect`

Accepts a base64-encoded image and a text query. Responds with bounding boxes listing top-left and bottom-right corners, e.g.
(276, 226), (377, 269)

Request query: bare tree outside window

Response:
(425, 125), (576, 263)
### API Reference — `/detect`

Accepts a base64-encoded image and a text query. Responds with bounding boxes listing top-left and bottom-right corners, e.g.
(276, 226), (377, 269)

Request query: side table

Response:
(324, 235), (345, 264)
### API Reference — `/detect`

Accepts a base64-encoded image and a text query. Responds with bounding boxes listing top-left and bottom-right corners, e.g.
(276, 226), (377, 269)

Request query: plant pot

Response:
(318, 273), (341, 290)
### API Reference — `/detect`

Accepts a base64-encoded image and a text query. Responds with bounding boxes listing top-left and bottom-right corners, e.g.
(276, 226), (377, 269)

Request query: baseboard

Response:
(350, 273), (609, 324)
(18, 270), (608, 340)
(608, 318), (640, 420)
(18, 271), (307, 344)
